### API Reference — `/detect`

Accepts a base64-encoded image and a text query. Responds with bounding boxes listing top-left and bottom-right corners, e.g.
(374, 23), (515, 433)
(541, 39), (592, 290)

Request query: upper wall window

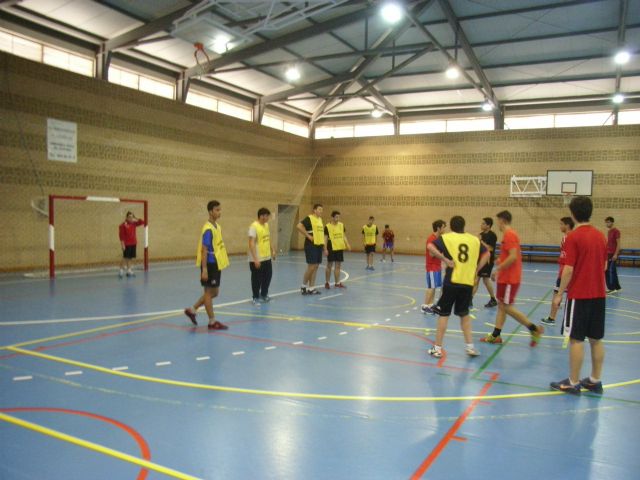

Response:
(109, 66), (174, 99)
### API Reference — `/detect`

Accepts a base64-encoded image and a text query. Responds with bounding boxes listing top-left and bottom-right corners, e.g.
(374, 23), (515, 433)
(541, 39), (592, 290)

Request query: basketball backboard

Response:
(546, 170), (593, 196)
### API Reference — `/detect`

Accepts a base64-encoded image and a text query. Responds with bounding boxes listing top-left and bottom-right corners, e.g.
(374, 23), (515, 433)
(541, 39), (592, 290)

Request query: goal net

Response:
(48, 195), (148, 278)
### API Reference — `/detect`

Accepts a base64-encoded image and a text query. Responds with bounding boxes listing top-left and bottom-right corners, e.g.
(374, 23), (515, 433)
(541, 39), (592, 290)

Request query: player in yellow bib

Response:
(183, 200), (229, 330)
(427, 215), (490, 358)
(296, 204), (328, 294)
(248, 207), (276, 304)
(324, 210), (351, 289)
(362, 216), (378, 270)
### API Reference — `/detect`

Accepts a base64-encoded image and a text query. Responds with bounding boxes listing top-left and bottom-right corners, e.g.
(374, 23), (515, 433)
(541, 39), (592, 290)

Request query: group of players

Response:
(113, 196), (617, 395)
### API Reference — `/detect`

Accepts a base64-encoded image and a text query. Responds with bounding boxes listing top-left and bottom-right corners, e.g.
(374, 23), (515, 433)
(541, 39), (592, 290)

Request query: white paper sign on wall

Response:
(47, 118), (77, 163)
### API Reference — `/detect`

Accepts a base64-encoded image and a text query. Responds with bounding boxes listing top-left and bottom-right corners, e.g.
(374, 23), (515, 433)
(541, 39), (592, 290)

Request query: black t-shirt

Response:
(301, 216), (313, 246)
(480, 230), (498, 264)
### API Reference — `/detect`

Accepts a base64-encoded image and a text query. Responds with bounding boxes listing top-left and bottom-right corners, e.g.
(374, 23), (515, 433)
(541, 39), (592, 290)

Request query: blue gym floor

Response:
(1, 253), (639, 480)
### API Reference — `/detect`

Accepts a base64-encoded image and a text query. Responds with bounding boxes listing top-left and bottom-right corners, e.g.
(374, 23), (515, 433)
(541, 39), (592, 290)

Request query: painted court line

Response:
(318, 293), (343, 301)
(317, 336), (327, 341)
(338, 331), (348, 336)
(155, 361), (171, 367)
(232, 351), (245, 356)
(196, 356), (210, 361)
(264, 346), (277, 350)
(13, 376), (32, 381)
(293, 341), (304, 345)
(64, 370), (82, 376)
(112, 366), (129, 371)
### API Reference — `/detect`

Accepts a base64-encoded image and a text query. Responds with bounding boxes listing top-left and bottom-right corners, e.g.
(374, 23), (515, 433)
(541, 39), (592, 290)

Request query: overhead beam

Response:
(262, 72), (355, 103)
(184, 2), (379, 79)
(104, 5), (193, 51)
(437, 0), (501, 120)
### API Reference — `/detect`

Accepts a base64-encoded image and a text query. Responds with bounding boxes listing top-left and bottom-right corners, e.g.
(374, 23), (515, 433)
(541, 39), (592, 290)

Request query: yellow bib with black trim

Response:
(326, 222), (346, 251)
(363, 224), (377, 245)
(195, 221), (230, 270)
(309, 215), (324, 246)
(251, 220), (271, 259)
(441, 232), (480, 286)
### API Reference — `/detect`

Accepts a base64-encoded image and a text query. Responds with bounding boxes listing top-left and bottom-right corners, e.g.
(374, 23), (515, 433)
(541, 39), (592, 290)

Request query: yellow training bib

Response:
(251, 221), (271, 259)
(326, 222), (346, 251)
(363, 224), (377, 245)
(195, 221), (230, 270)
(441, 232), (480, 286)
(309, 215), (325, 246)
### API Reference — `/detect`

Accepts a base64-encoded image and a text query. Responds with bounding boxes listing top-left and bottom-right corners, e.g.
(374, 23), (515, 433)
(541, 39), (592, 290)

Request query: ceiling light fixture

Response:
(613, 50), (631, 65)
(371, 109), (383, 118)
(482, 100), (494, 112)
(445, 64), (460, 79)
(612, 93), (625, 104)
(381, 2), (403, 24)
(212, 34), (231, 54)
(285, 66), (301, 81)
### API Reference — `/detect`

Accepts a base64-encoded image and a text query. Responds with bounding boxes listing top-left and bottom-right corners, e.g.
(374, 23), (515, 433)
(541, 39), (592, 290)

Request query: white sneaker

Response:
(428, 347), (442, 358)
(465, 347), (480, 357)
(118, 269), (124, 278)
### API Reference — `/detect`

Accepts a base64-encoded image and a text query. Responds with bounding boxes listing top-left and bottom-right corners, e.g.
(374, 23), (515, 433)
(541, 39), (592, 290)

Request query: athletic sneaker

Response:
(301, 287), (308, 295)
(550, 378), (581, 395)
(480, 334), (503, 344)
(118, 269), (124, 278)
(381, 259), (385, 262)
(530, 324), (545, 347)
(541, 316), (556, 325)
(420, 304), (433, 314)
(208, 321), (228, 330)
(370, 266), (375, 271)
(252, 298), (260, 306)
(431, 304), (442, 316)
(484, 298), (498, 308)
(465, 347), (480, 357)
(306, 288), (321, 295)
(183, 308), (197, 326)
(261, 295), (271, 303)
(325, 282), (331, 289)
(580, 377), (604, 394)
(126, 270), (135, 277)
(335, 283), (346, 288)
(428, 347), (442, 358)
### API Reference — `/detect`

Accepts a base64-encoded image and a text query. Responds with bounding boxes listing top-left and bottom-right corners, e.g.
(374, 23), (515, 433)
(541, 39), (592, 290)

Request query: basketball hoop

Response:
(563, 193), (574, 206)
(193, 42), (211, 78)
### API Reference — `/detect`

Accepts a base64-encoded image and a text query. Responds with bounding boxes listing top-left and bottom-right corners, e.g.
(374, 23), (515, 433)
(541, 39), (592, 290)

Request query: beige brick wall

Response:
(311, 127), (640, 253)
(0, 53), (315, 271)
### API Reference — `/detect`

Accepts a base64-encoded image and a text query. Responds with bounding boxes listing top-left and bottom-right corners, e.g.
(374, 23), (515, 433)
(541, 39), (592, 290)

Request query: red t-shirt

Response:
(382, 229), (395, 242)
(497, 228), (522, 284)
(119, 219), (144, 246)
(426, 233), (442, 272)
(607, 227), (620, 254)
(564, 225), (607, 299)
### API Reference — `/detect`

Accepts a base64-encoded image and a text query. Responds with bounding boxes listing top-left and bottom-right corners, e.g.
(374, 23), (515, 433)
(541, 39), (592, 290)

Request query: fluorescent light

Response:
(482, 101), (494, 112)
(612, 93), (624, 104)
(285, 66), (300, 81)
(212, 35), (230, 54)
(445, 65), (460, 79)
(371, 109), (383, 118)
(381, 3), (403, 23)
(614, 50), (631, 65)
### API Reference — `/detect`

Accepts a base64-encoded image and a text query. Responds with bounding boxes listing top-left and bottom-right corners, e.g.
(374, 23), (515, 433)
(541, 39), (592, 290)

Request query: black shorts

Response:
(436, 284), (473, 317)
(365, 244), (376, 254)
(327, 250), (344, 263)
(563, 298), (605, 341)
(123, 245), (137, 259)
(305, 243), (323, 264)
(477, 262), (494, 278)
(200, 263), (221, 288)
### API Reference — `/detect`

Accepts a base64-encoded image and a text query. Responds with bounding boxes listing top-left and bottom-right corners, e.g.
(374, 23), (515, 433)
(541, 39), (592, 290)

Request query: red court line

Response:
(1, 407), (151, 480)
(410, 372), (499, 479)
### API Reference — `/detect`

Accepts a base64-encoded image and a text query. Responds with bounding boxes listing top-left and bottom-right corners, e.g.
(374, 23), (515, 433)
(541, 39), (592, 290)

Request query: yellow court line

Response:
(7, 347), (640, 402)
(0, 411), (201, 480)
(610, 295), (640, 305)
(1, 313), (178, 351)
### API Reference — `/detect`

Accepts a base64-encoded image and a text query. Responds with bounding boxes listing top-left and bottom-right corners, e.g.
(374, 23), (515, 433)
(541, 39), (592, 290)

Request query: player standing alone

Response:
(381, 224), (395, 262)
(118, 211), (144, 278)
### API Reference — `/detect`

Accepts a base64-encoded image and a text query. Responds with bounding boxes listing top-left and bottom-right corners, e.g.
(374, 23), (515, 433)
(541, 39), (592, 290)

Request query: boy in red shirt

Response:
(604, 216), (622, 292)
(541, 216), (575, 325)
(421, 219), (446, 315)
(481, 210), (545, 346)
(381, 225), (395, 262)
(551, 196), (607, 394)
(118, 211), (144, 278)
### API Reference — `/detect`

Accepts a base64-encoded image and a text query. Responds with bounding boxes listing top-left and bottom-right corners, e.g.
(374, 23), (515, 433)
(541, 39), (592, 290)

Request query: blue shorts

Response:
(426, 270), (442, 289)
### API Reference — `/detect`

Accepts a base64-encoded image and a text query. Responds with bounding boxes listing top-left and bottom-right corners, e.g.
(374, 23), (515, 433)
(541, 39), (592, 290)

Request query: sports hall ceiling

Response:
(1, 0), (639, 127)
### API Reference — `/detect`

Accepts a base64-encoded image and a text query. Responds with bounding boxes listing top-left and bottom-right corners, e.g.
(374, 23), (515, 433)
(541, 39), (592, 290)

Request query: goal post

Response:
(48, 194), (148, 278)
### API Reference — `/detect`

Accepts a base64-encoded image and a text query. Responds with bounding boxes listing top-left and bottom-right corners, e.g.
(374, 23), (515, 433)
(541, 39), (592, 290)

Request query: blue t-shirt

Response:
(202, 228), (216, 264)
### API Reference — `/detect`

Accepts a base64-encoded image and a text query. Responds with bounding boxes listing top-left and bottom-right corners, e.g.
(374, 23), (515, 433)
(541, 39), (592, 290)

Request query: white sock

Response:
(466, 343), (475, 350)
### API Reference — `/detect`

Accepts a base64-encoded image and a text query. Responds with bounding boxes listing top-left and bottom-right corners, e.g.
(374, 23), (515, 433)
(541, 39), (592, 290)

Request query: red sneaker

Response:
(530, 324), (544, 347)
(325, 282), (331, 289)
(480, 334), (503, 344)
(208, 321), (228, 330)
(335, 283), (347, 288)
(184, 308), (197, 325)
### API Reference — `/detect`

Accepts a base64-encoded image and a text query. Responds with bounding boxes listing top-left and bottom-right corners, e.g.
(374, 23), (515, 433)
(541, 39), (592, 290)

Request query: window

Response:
(354, 123), (394, 137)
(554, 112), (613, 128)
(504, 115), (554, 130)
(315, 125), (354, 139)
(109, 66), (174, 99)
(446, 117), (494, 132)
(262, 114), (284, 130)
(618, 109), (640, 125)
(186, 91), (218, 111)
(283, 120), (309, 138)
(400, 120), (446, 134)
(218, 100), (252, 121)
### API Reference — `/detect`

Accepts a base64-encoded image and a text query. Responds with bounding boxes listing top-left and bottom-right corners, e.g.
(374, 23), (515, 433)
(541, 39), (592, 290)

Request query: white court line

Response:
(2, 268), (351, 326)
(232, 351), (245, 356)
(111, 366), (129, 371)
(292, 341), (304, 345)
(385, 318), (391, 321)
(264, 346), (277, 350)
(155, 361), (171, 367)
(395, 314), (401, 317)
(338, 331), (348, 335)
(64, 370), (82, 376)
(317, 293), (343, 301)
(357, 327), (365, 331)
(196, 356), (210, 361)
(317, 336), (327, 340)
(13, 376), (33, 381)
